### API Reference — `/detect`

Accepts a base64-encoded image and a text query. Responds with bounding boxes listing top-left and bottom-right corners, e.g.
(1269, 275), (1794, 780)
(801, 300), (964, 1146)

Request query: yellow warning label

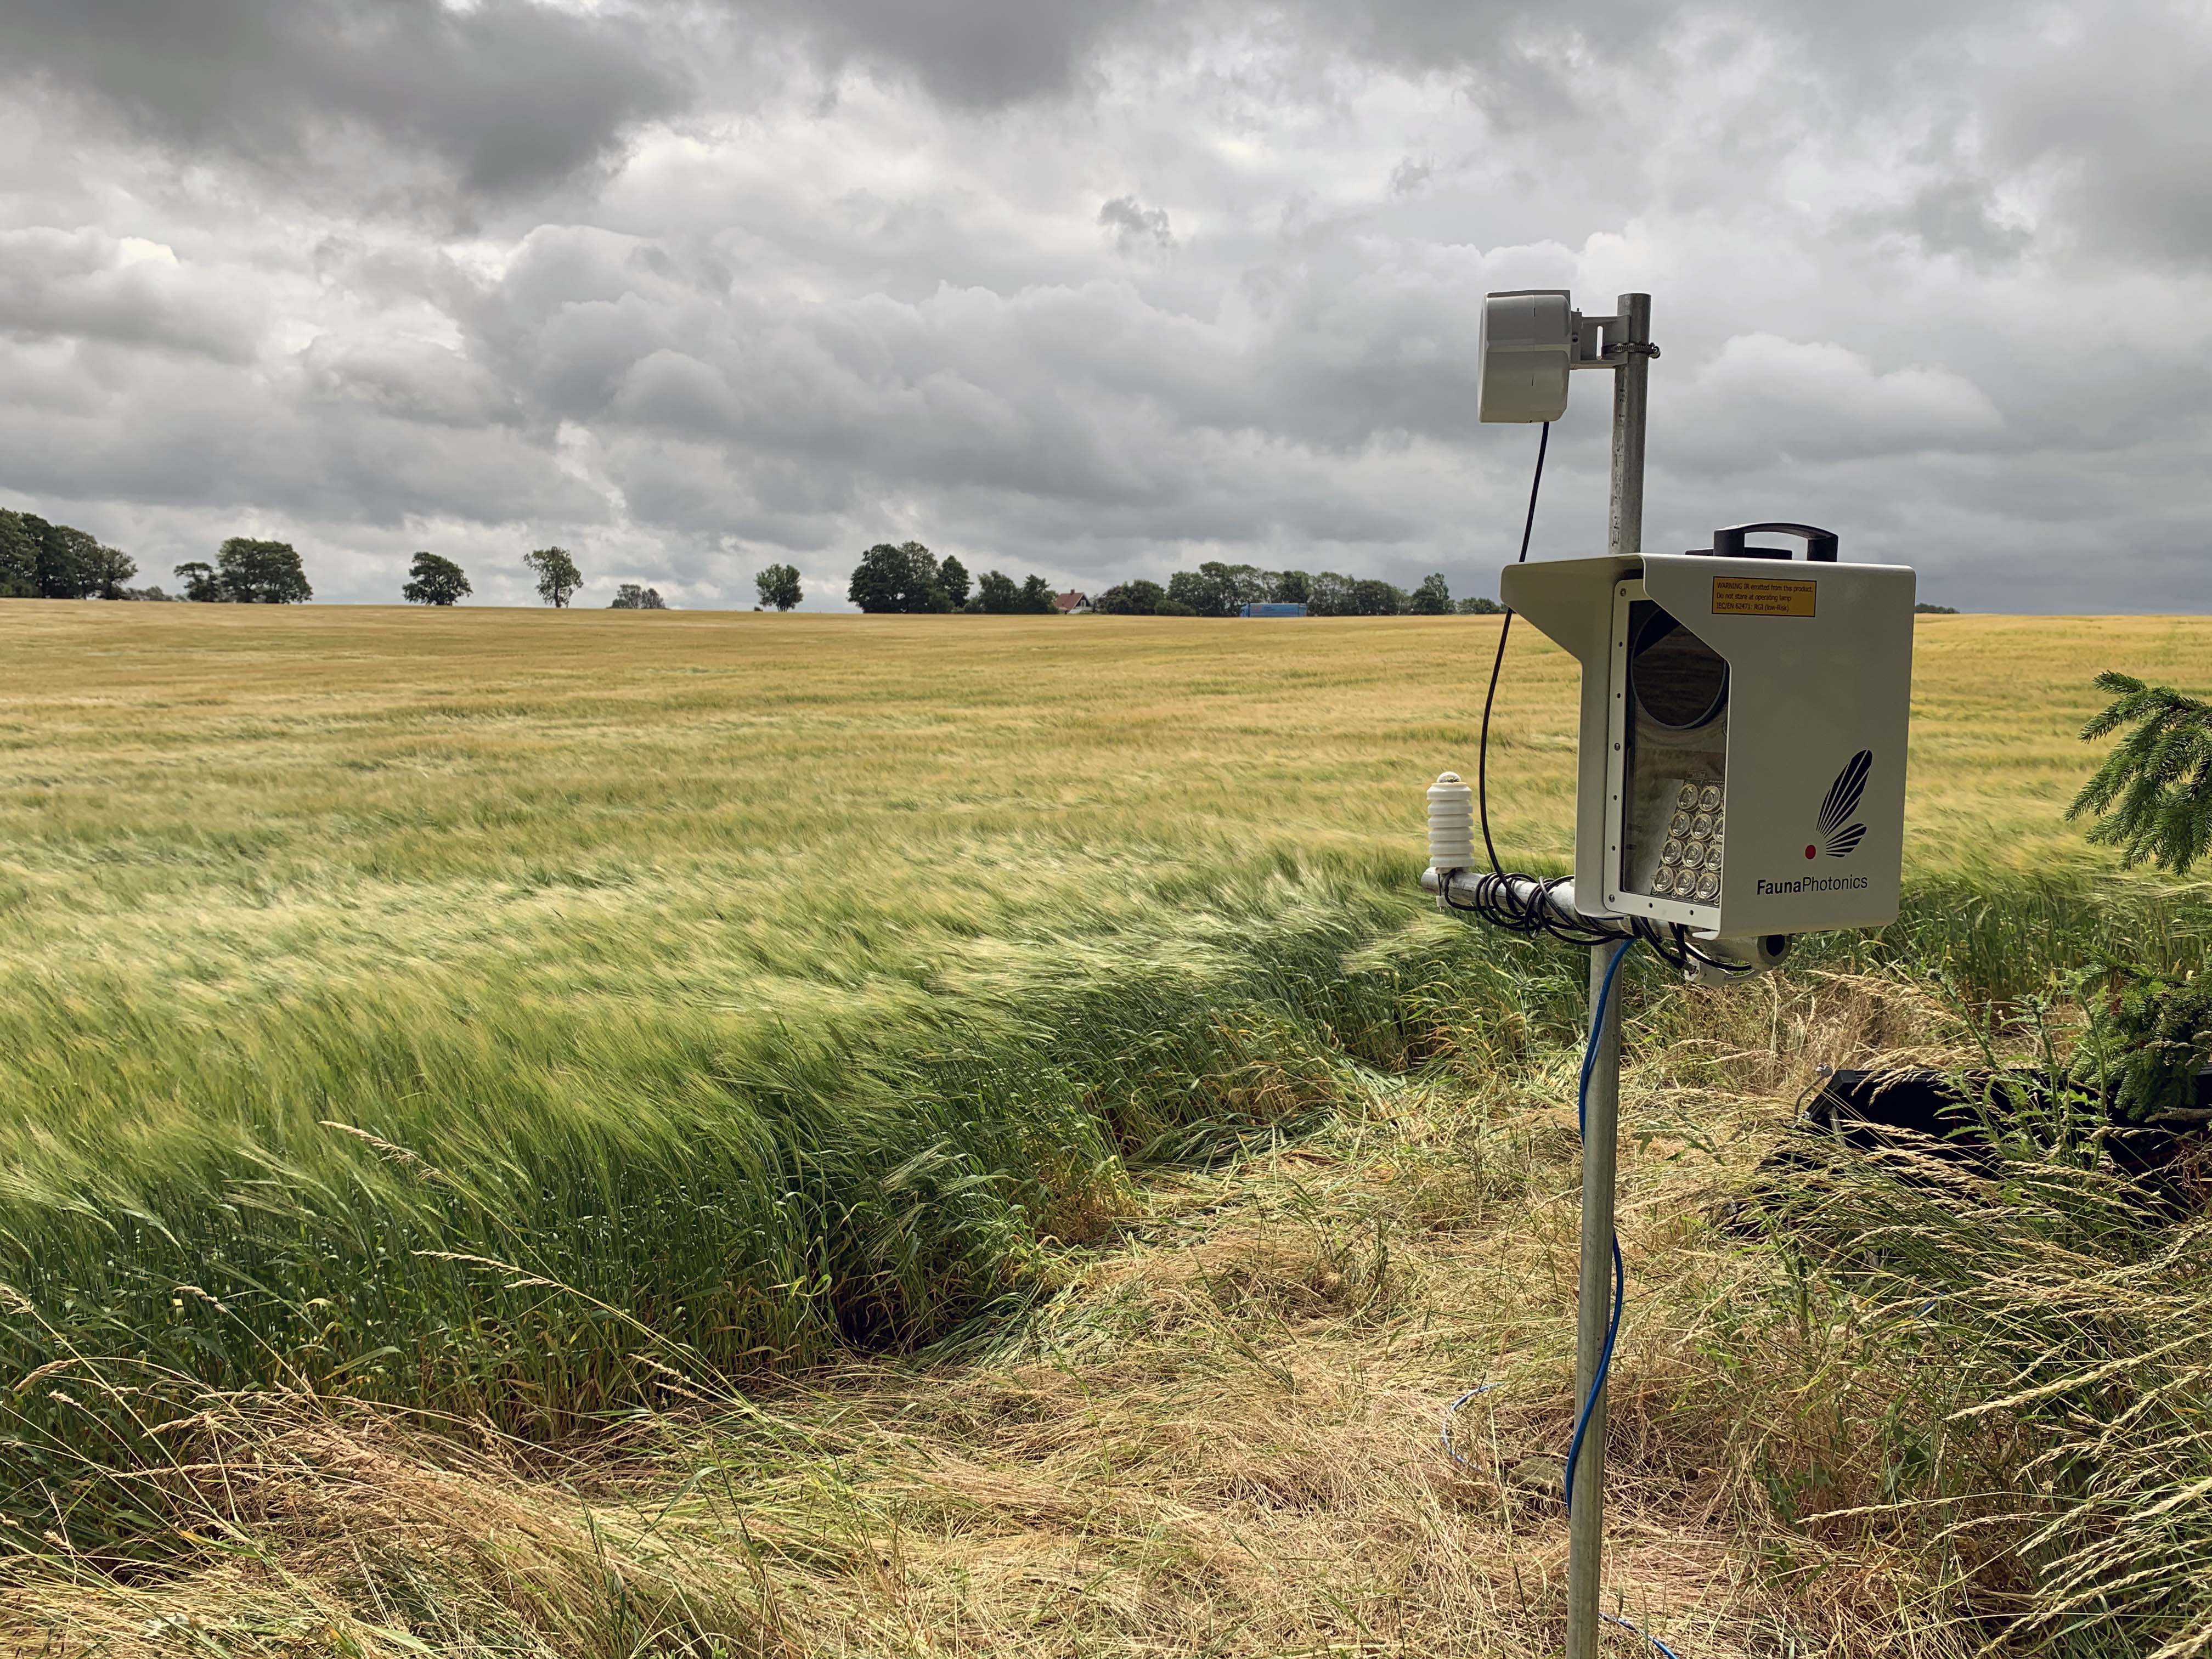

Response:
(1711, 575), (1816, 618)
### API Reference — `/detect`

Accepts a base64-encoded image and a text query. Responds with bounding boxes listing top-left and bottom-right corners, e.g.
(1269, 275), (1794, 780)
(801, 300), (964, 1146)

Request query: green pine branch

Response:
(2068, 671), (2212, 873)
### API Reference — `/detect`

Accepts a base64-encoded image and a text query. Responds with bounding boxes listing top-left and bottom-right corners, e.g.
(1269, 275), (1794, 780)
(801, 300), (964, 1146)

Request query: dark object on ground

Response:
(1792, 1065), (2210, 1212)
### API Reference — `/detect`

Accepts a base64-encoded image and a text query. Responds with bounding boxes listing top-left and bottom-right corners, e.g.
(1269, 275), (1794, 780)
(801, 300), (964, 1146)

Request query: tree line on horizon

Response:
(1, 509), (151, 600)
(0, 520), (686, 611)
(839, 541), (1502, 617)
(844, 543), (1054, 613)
(2, 511), (313, 603)
(1092, 563), (1497, 617)
(3, 510), (1530, 618)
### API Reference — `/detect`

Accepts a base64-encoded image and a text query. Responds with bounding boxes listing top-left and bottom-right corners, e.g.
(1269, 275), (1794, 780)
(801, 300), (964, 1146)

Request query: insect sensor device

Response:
(1429, 288), (1922, 1659)
(1502, 523), (1916, 939)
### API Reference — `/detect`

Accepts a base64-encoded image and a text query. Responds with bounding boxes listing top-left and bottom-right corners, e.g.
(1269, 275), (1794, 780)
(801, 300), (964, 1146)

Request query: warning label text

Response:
(1712, 576), (1817, 618)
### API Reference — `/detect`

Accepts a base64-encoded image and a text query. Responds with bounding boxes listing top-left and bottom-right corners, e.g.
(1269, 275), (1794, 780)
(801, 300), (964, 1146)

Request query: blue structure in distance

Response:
(1238, 602), (1309, 618)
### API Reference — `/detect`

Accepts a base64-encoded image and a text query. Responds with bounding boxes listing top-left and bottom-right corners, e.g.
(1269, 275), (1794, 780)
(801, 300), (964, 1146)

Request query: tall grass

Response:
(0, 873), (1565, 1552)
(2, 603), (2206, 1578)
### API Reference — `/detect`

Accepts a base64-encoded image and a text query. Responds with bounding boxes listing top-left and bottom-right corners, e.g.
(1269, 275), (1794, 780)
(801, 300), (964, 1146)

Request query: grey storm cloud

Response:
(1, 0), (2210, 611)
(0, 0), (686, 195)
(0, 227), (262, 361)
(741, 0), (1153, 107)
(1098, 196), (1174, 251)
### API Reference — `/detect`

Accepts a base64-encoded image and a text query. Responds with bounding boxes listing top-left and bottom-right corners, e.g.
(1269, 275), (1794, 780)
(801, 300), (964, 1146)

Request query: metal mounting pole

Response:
(1606, 292), (1651, 563)
(1565, 939), (1626, 1659)
(1566, 294), (1649, 1659)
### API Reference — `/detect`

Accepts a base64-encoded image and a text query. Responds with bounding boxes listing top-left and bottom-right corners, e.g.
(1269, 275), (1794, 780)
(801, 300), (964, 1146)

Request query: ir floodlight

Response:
(1476, 290), (1573, 423)
(1502, 524), (1915, 936)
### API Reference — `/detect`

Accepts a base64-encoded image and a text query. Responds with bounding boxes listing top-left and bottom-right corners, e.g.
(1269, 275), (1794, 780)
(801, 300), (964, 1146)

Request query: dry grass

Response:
(3, 960), (1989, 1658)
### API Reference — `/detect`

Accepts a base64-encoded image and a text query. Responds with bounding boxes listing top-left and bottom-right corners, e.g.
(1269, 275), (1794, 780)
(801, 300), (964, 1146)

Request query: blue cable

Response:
(1605, 1613), (1684, 1659)
(1438, 938), (1685, 1659)
(1564, 937), (1634, 1514)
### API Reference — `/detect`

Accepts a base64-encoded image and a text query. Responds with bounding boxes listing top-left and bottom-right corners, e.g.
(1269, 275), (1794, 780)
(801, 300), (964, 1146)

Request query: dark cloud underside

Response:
(0, 0), (2208, 610)
(2, 0), (685, 193)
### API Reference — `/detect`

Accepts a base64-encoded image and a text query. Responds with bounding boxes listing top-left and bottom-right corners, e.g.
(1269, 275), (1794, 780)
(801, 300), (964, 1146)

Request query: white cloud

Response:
(1672, 334), (2004, 471)
(2, 0), (2210, 612)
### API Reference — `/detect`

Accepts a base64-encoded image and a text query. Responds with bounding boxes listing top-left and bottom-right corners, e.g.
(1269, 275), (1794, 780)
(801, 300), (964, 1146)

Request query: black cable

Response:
(1476, 421), (1545, 883)
(1445, 422), (1744, 977)
(1452, 421), (1621, 948)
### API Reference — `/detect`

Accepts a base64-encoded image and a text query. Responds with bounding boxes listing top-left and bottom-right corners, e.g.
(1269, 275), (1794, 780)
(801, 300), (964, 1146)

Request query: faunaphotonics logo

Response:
(1756, 750), (1875, 896)
(1812, 749), (1871, 860)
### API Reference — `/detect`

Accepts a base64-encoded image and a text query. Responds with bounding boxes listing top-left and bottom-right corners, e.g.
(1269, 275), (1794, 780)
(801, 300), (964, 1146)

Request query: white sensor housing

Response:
(1502, 534), (1915, 937)
(1428, 772), (1476, 874)
(1477, 290), (1573, 424)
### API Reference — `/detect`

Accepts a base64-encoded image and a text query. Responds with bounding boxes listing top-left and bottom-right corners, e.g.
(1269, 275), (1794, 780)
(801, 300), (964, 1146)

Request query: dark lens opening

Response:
(1630, 606), (1728, 730)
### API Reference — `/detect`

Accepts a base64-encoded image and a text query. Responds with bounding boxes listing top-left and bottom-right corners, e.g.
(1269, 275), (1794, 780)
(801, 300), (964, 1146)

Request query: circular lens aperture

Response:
(1632, 611), (1729, 731)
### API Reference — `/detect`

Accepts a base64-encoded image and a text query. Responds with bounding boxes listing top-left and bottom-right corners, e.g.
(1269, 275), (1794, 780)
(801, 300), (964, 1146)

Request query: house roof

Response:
(1053, 590), (1090, 612)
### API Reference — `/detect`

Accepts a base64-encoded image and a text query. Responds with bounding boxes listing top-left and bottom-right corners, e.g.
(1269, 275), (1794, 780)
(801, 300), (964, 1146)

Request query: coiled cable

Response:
(1456, 423), (1750, 978)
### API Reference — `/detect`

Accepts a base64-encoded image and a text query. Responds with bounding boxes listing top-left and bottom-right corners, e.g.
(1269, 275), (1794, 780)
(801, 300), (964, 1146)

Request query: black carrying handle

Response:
(1711, 522), (1839, 562)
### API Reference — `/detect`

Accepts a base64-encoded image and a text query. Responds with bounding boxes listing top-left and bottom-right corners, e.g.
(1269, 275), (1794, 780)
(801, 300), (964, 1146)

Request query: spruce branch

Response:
(2068, 672), (2212, 872)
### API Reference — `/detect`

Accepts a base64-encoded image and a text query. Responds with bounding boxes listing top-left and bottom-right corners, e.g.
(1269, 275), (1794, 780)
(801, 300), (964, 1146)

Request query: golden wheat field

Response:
(4, 604), (2192, 901)
(4, 602), (2211, 1657)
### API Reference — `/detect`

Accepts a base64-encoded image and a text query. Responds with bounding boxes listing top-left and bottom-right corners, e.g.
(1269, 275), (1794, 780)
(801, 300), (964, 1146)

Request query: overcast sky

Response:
(2, 0), (2207, 611)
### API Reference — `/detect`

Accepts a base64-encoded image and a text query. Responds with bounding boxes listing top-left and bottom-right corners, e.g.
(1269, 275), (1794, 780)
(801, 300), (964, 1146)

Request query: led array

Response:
(1651, 782), (1723, 903)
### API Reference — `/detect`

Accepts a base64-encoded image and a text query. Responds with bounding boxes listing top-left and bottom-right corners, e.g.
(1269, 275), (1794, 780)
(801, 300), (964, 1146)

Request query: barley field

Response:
(4, 603), (2211, 1655)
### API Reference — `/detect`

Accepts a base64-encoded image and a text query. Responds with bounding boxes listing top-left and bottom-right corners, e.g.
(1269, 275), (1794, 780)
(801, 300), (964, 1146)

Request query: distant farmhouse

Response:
(1054, 591), (1092, 613)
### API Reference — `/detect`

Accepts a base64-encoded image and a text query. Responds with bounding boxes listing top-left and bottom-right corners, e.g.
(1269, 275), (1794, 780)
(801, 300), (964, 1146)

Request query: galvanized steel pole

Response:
(1565, 293), (1649, 1659)
(1606, 293), (1651, 565)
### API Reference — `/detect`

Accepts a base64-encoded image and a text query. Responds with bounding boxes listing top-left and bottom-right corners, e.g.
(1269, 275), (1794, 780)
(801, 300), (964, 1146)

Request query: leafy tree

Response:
(1155, 597), (1196, 616)
(849, 541), (950, 613)
(1165, 569), (1220, 617)
(1307, 571), (1353, 617)
(893, 541), (951, 612)
(1093, 579), (1164, 615)
(1347, 577), (1406, 616)
(1164, 562), (1269, 618)
(174, 561), (222, 602)
(848, 544), (905, 612)
(610, 584), (668, 609)
(402, 551), (471, 606)
(0, 511), (38, 597)
(1408, 573), (1451, 615)
(1272, 569), (1312, 607)
(0, 512), (131, 599)
(1457, 595), (1505, 614)
(217, 538), (312, 603)
(1915, 602), (1960, 614)
(2069, 673), (2212, 872)
(524, 546), (583, 608)
(1018, 574), (1057, 614)
(974, 569), (1020, 613)
(1221, 562), (1274, 610)
(35, 519), (100, 597)
(756, 563), (802, 611)
(937, 555), (970, 610)
(84, 540), (136, 599)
